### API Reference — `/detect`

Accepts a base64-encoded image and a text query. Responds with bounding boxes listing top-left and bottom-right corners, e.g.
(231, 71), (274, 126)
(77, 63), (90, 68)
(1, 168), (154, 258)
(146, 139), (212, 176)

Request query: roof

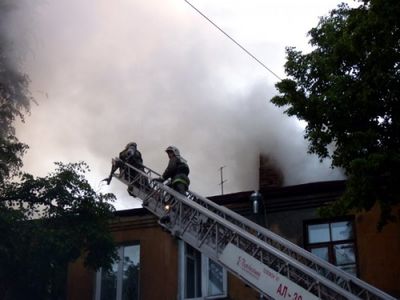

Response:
(208, 180), (346, 213)
(115, 207), (149, 217)
(114, 180), (347, 216)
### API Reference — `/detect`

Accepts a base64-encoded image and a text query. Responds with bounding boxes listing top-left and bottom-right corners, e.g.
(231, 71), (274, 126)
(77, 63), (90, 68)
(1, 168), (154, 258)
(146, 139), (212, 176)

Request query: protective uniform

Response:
(119, 142), (143, 170)
(159, 146), (190, 194)
(105, 142), (143, 185)
(157, 146), (190, 224)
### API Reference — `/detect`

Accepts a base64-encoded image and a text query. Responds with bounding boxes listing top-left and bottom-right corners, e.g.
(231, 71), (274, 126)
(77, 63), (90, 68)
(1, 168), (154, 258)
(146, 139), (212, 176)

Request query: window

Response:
(305, 218), (358, 276)
(95, 244), (140, 300)
(179, 242), (227, 299)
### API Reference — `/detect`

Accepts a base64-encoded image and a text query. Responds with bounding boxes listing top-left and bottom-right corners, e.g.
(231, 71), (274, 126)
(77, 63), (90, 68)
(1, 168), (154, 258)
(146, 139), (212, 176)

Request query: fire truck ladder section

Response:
(113, 160), (395, 300)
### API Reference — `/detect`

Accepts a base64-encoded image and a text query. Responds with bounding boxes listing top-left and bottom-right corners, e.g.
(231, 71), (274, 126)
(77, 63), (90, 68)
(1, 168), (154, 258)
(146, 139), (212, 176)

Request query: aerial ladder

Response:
(112, 159), (396, 300)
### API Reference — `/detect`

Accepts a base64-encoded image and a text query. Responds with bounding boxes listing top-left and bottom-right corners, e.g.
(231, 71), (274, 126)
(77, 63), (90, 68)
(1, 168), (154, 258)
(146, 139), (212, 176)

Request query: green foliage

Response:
(0, 135), (28, 183)
(0, 0), (32, 183)
(0, 162), (118, 299)
(271, 0), (400, 229)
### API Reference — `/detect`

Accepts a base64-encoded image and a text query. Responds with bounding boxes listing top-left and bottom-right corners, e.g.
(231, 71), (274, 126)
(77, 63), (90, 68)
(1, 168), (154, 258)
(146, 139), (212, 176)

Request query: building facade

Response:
(67, 157), (400, 299)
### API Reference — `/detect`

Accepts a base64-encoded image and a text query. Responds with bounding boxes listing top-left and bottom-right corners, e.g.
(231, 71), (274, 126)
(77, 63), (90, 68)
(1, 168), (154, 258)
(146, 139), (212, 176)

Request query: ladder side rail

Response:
(114, 162), (172, 219)
(123, 161), (162, 178)
(188, 190), (349, 274)
(190, 189), (352, 271)
(186, 190), (396, 300)
(116, 161), (396, 300)
(116, 173), (343, 300)
(159, 186), (360, 300)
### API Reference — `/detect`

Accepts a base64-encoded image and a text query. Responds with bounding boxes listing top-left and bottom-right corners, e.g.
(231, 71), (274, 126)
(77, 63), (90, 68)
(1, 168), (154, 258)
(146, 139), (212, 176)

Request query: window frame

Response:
(178, 241), (228, 300)
(303, 216), (359, 276)
(95, 242), (140, 300)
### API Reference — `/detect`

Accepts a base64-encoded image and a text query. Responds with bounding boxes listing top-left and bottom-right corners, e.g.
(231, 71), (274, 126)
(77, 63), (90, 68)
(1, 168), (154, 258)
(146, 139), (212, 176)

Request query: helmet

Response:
(126, 142), (137, 149)
(165, 145), (180, 157)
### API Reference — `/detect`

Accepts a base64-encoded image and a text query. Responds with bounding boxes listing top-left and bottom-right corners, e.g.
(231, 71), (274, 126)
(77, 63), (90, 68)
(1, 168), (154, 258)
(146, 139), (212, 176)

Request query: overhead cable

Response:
(184, 0), (282, 81)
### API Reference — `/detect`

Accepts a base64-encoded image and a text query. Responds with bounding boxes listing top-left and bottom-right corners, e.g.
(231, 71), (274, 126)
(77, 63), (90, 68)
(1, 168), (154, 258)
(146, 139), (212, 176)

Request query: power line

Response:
(184, 0), (282, 81)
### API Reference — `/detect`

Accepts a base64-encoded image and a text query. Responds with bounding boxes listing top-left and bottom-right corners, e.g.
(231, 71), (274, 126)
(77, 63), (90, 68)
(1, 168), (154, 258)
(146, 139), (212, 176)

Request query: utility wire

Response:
(184, 0), (282, 81)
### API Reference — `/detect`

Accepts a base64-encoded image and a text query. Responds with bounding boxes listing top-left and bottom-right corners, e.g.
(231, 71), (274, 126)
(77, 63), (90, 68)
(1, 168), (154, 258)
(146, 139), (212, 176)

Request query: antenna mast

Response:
(218, 166), (227, 195)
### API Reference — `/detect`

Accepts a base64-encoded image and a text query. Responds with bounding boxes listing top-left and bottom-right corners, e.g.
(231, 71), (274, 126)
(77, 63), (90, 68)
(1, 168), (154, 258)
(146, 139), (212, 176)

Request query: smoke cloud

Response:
(8, 0), (345, 209)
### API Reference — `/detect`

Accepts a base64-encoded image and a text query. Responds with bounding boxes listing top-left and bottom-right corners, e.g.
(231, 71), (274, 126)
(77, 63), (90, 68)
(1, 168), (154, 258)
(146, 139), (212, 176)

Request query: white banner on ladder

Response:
(220, 243), (319, 300)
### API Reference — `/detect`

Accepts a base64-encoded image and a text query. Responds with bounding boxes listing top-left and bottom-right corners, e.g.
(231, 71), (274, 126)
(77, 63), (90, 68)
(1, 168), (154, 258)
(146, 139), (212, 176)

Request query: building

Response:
(67, 157), (400, 299)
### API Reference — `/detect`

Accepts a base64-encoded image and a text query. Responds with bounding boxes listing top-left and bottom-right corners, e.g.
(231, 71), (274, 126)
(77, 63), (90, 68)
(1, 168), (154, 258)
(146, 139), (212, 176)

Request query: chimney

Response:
(259, 154), (283, 189)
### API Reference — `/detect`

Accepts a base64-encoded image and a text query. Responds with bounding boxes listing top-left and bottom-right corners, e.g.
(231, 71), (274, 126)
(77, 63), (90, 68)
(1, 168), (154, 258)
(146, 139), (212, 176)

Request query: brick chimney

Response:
(259, 154), (283, 189)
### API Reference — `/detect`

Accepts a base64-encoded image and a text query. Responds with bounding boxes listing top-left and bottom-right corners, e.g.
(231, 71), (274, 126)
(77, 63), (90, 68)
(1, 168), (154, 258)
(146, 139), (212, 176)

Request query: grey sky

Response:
(8, 0), (350, 209)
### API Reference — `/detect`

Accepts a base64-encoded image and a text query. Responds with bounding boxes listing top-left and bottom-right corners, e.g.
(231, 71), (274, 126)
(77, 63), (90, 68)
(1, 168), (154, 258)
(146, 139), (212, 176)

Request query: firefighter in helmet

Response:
(156, 146), (190, 193)
(104, 142), (143, 185)
(154, 146), (190, 223)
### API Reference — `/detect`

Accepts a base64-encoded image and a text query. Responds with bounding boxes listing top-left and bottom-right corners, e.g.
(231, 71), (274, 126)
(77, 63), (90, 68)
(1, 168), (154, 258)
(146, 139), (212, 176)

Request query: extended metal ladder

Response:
(112, 159), (396, 300)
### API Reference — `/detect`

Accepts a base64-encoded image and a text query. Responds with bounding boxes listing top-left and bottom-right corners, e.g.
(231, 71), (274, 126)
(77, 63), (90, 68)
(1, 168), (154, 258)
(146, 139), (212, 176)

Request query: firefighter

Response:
(104, 142), (143, 185)
(153, 146), (190, 224)
(154, 145), (190, 194)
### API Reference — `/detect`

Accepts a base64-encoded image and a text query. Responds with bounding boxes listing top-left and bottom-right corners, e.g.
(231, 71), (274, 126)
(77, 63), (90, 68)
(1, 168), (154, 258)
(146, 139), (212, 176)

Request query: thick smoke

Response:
(10, 0), (345, 209)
